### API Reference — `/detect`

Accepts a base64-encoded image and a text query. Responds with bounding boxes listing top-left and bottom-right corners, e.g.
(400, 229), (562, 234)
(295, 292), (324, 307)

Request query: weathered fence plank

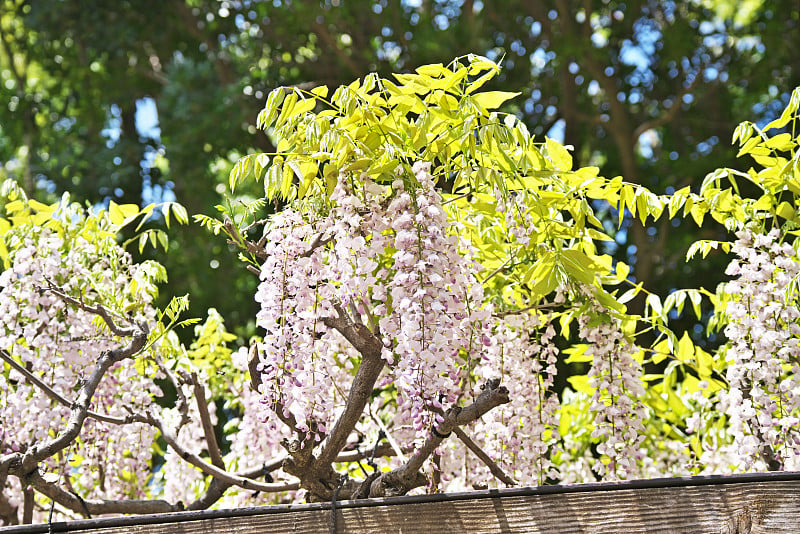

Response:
(3, 474), (800, 533)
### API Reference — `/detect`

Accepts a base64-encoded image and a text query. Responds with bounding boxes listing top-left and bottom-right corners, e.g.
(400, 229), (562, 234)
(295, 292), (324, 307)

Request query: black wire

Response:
(369, 430), (386, 469)
(47, 500), (54, 534)
(329, 474), (348, 534)
(68, 491), (91, 520)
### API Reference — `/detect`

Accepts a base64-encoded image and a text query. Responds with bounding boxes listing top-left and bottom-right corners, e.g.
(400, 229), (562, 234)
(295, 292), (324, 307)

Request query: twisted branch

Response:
(24, 470), (181, 516)
(190, 372), (224, 469)
(369, 379), (510, 498)
(152, 415), (300, 494)
(43, 282), (137, 337)
(453, 426), (516, 486)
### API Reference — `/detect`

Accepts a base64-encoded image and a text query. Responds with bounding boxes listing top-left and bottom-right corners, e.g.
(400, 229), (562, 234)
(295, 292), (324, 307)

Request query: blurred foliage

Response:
(1, 0), (798, 337)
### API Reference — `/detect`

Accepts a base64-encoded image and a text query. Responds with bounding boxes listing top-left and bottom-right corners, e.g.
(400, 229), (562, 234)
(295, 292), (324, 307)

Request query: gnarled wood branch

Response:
(153, 416), (300, 494)
(453, 426), (516, 486)
(190, 372), (224, 469)
(273, 302), (387, 500)
(369, 379), (510, 498)
(24, 470), (181, 516)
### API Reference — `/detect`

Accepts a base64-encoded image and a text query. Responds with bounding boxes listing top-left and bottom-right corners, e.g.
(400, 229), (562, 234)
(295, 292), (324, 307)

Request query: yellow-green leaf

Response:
(472, 91), (520, 110)
(545, 137), (573, 171)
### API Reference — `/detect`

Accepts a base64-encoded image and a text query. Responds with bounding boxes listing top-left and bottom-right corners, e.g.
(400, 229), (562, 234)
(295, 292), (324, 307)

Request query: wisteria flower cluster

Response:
(0, 224), (161, 505)
(8, 59), (800, 526)
(495, 191), (534, 246)
(472, 312), (561, 485)
(578, 288), (647, 480)
(253, 162), (493, 440)
(253, 182), (376, 436)
(378, 162), (493, 432)
(717, 228), (800, 470)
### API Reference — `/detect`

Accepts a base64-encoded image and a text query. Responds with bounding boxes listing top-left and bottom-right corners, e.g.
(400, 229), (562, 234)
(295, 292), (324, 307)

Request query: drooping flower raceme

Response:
(252, 184), (371, 438)
(470, 312), (561, 486)
(377, 162), (493, 434)
(718, 228), (800, 470)
(578, 289), (647, 480)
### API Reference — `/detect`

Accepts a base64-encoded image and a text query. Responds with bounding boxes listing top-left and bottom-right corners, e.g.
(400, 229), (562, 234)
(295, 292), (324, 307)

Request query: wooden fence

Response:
(2, 472), (800, 533)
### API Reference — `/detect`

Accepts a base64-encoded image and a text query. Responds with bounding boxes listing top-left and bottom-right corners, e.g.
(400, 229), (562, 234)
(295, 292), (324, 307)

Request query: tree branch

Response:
(223, 217), (268, 261)
(15, 323), (148, 474)
(23, 470), (181, 516)
(369, 379), (510, 497)
(155, 364), (303, 494)
(480, 258), (511, 286)
(225, 214), (334, 265)
(247, 344), (308, 445)
(21, 487), (33, 524)
(0, 495), (16, 526)
(43, 283), (136, 337)
(0, 460), (15, 525)
(452, 426), (516, 486)
(0, 349), (142, 426)
(494, 302), (561, 317)
(154, 416), (300, 493)
(300, 232), (334, 258)
(185, 456), (288, 511)
(190, 372), (224, 469)
(271, 302), (387, 499)
(183, 445), (397, 511)
(367, 412), (407, 462)
(314, 304), (385, 470)
(156, 361), (191, 432)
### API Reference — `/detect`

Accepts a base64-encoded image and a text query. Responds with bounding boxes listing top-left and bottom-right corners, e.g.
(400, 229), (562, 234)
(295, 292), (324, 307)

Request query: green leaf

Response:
(524, 251), (559, 297)
(157, 229), (169, 251)
(686, 289), (703, 319)
(564, 344), (591, 363)
(368, 158), (399, 178)
(732, 121), (753, 145)
(464, 70), (498, 95)
(561, 249), (602, 285)
(764, 132), (794, 151)
(646, 293), (662, 316)
(287, 97), (316, 119)
(415, 63), (446, 77)
(108, 201), (140, 226)
(545, 137), (572, 171)
(254, 153), (270, 181)
(618, 282), (643, 305)
(311, 85), (329, 99)
(472, 91), (520, 110)
(689, 204), (706, 227)
(229, 154), (254, 191)
(777, 201), (798, 222)
(676, 332), (694, 363)
(258, 89), (285, 130)
(275, 91), (299, 127)
(762, 90), (798, 132)
(567, 375), (593, 395)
